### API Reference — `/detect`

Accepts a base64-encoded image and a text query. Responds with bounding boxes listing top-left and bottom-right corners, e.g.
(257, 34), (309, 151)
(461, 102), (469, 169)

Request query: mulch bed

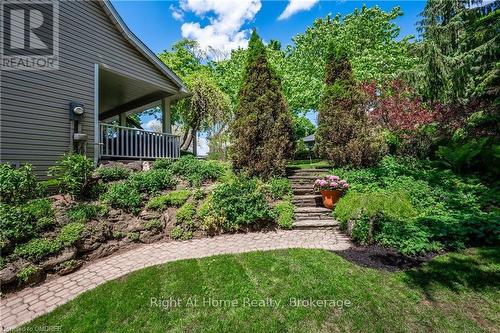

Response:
(335, 245), (437, 272)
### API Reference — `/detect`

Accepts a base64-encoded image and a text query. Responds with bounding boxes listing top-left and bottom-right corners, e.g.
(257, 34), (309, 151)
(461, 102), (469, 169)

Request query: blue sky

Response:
(112, 1), (426, 55)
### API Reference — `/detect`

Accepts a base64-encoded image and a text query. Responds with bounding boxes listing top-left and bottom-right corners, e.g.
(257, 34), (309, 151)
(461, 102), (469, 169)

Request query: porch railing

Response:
(99, 123), (180, 159)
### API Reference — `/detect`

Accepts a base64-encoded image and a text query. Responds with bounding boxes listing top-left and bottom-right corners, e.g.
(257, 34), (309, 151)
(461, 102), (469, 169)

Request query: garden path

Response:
(1, 229), (350, 332)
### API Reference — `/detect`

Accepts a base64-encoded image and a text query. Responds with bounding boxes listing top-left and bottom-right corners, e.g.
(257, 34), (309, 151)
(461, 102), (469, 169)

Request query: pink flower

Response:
(330, 182), (338, 188)
(339, 179), (346, 185)
(319, 180), (327, 186)
(343, 183), (349, 189)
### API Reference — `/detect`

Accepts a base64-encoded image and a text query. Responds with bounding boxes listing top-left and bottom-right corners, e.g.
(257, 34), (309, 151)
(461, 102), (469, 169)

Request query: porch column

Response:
(119, 113), (127, 126)
(161, 97), (172, 134)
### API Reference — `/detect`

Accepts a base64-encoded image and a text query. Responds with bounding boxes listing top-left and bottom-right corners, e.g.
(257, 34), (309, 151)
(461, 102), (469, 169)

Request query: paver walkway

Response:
(1, 229), (351, 332)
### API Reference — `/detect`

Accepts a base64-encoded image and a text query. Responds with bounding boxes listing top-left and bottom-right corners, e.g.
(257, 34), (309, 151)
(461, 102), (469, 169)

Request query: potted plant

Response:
(314, 175), (349, 209)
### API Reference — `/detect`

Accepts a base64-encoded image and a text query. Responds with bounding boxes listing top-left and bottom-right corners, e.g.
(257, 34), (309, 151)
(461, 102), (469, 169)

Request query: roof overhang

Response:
(99, 0), (188, 95)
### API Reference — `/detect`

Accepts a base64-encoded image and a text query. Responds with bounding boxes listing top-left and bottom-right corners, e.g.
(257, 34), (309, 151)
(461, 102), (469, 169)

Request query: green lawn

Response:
(22, 248), (499, 333)
(287, 159), (331, 169)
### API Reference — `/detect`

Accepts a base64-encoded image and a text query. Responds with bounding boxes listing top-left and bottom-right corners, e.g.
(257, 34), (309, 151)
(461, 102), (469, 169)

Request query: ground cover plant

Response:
(333, 156), (499, 255)
(20, 248), (500, 332)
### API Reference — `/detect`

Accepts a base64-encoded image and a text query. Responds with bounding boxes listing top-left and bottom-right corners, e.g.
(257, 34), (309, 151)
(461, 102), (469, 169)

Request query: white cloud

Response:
(278, 0), (319, 20)
(143, 119), (162, 133)
(170, 4), (184, 21)
(177, 0), (262, 57)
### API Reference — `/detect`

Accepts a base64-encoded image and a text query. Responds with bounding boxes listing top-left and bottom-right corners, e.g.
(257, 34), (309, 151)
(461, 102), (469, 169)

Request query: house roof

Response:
(99, 0), (188, 95)
(303, 134), (315, 143)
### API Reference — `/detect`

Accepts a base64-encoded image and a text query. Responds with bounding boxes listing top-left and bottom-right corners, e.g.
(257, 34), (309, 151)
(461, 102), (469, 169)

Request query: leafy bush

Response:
(152, 158), (175, 170)
(48, 154), (95, 198)
(263, 178), (292, 200)
(102, 182), (142, 212)
(144, 219), (162, 230)
(332, 156), (499, 254)
(95, 165), (131, 182)
(146, 190), (190, 210)
(0, 164), (42, 204)
(200, 177), (271, 232)
(0, 199), (54, 250)
(127, 232), (140, 241)
(14, 238), (60, 261)
(67, 203), (108, 223)
(170, 226), (192, 240)
(17, 265), (39, 282)
(167, 156), (226, 186)
(272, 201), (295, 229)
(176, 202), (196, 225)
(128, 169), (176, 193)
(57, 223), (85, 246)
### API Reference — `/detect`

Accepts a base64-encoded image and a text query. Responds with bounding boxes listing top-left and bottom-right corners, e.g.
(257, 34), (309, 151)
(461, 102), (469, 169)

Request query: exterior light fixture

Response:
(70, 102), (85, 116)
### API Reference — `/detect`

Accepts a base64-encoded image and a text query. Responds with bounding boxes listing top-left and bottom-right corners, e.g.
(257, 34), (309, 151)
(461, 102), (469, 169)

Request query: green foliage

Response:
(200, 177), (271, 232)
(166, 156), (226, 186)
(231, 30), (295, 178)
(0, 164), (42, 204)
(95, 166), (131, 182)
(316, 46), (386, 167)
(17, 265), (39, 282)
(0, 199), (54, 250)
(333, 156), (499, 254)
(170, 226), (192, 240)
(144, 219), (162, 231)
(14, 238), (60, 261)
(66, 203), (108, 223)
(127, 232), (140, 242)
(152, 158), (175, 170)
(57, 223), (85, 247)
(436, 137), (490, 173)
(48, 154), (95, 198)
(103, 182), (142, 212)
(263, 178), (292, 200)
(128, 169), (177, 194)
(146, 190), (191, 210)
(176, 202), (196, 225)
(272, 201), (295, 229)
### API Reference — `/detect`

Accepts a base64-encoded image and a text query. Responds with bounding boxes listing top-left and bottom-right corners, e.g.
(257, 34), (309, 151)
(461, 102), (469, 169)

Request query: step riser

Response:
(295, 215), (332, 220)
(293, 201), (323, 207)
(293, 189), (315, 195)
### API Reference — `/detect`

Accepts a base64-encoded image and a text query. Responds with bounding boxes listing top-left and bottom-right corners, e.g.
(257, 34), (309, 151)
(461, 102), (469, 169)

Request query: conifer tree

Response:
(230, 30), (294, 177)
(316, 45), (386, 167)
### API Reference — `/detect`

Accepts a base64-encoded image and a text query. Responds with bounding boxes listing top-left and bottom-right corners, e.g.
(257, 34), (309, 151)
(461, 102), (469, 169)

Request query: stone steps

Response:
(292, 194), (323, 207)
(292, 219), (339, 229)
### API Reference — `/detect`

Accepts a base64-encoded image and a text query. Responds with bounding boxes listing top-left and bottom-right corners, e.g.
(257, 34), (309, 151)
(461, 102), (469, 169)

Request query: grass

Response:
(21, 248), (499, 332)
(287, 159), (331, 169)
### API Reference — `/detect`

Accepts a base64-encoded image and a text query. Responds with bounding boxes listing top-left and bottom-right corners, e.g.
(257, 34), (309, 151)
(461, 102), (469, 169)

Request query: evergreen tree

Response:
(230, 30), (294, 178)
(316, 45), (386, 167)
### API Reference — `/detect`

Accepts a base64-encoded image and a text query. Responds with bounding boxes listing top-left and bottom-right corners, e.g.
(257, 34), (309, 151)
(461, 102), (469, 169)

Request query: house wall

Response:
(0, 0), (178, 178)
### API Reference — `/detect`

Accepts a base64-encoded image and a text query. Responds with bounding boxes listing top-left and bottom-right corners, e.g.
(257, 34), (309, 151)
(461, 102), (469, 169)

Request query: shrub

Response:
(14, 238), (60, 261)
(95, 165), (131, 182)
(272, 201), (295, 229)
(57, 222), (85, 246)
(0, 199), (54, 250)
(127, 232), (140, 241)
(103, 182), (142, 212)
(230, 30), (294, 178)
(144, 219), (162, 230)
(152, 158), (175, 170)
(170, 226), (192, 240)
(202, 177), (271, 232)
(48, 154), (94, 198)
(17, 265), (39, 282)
(66, 203), (108, 223)
(315, 45), (386, 167)
(263, 178), (292, 200)
(176, 202), (196, 225)
(128, 169), (176, 193)
(146, 190), (190, 210)
(167, 156), (226, 186)
(0, 164), (42, 204)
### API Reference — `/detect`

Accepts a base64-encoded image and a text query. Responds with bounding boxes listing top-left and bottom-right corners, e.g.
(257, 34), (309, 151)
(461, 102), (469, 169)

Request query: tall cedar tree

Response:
(231, 30), (294, 177)
(316, 46), (386, 167)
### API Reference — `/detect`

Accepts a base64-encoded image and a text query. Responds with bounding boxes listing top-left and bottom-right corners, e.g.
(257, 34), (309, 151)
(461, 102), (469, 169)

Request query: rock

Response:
(42, 247), (77, 270)
(142, 161), (151, 171)
(124, 161), (143, 172)
(125, 218), (146, 232)
(139, 210), (161, 220)
(139, 230), (163, 243)
(85, 241), (120, 260)
(78, 222), (111, 253)
(56, 260), (82, 276)
(0, 264), (18, 285)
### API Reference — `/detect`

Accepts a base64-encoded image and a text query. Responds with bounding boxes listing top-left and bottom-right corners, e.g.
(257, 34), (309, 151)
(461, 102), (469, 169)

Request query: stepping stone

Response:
(292, 219), (339, 229)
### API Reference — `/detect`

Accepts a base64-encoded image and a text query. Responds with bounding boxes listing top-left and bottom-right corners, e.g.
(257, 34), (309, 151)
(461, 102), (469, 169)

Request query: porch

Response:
(96, 66), (186, 160)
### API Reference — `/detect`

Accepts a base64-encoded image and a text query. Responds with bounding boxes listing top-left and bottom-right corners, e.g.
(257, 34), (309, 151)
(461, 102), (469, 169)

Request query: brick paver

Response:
(1, 229), (350, 332)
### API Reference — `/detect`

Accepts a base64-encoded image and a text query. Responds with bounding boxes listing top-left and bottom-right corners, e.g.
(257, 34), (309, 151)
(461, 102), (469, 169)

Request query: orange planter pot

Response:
(320, 190), (342, 209)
